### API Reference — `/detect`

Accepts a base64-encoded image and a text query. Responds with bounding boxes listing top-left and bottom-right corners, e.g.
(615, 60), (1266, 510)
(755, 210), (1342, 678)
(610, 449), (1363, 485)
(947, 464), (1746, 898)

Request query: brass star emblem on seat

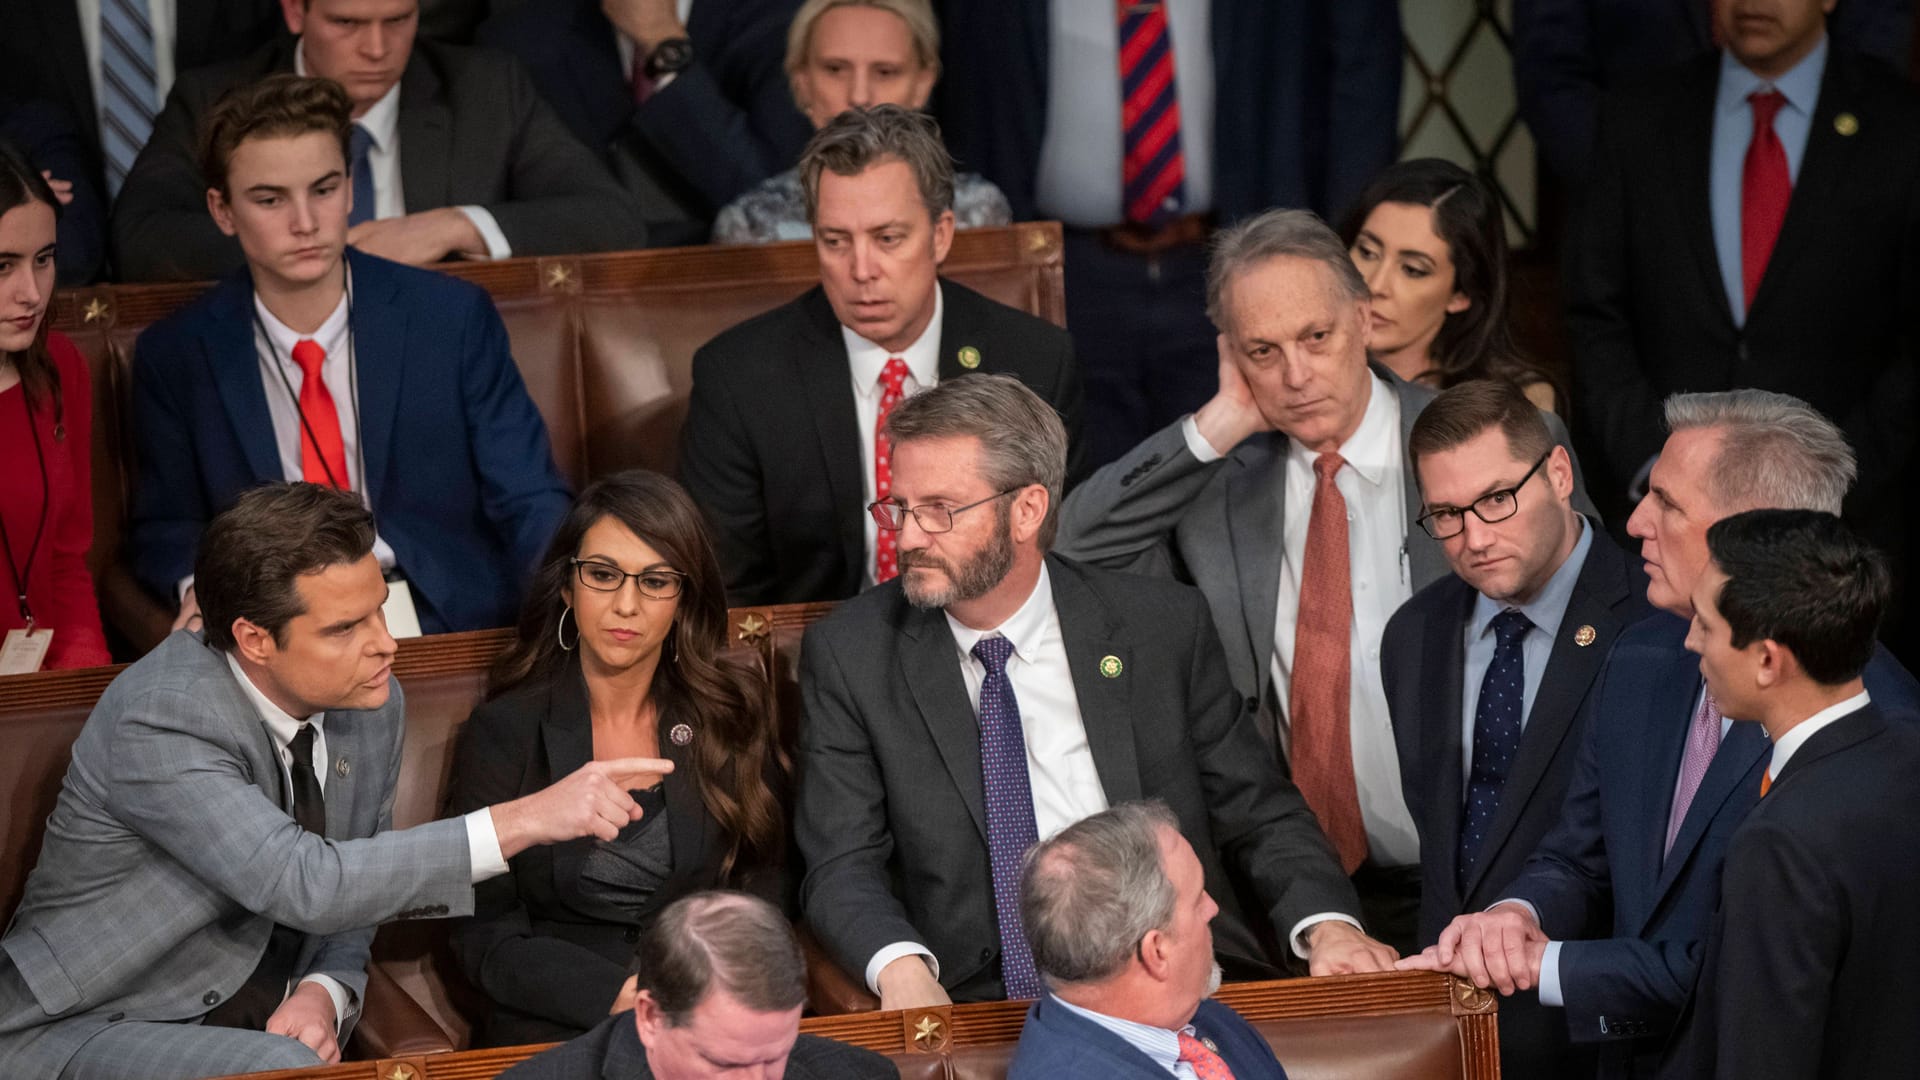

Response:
(384, 1064), (419, 1080)
(735, 612), (769, 645)
(912, 1014), (944, 1048)
(545, 263), (574, 289)
(83, 298), (111, 324)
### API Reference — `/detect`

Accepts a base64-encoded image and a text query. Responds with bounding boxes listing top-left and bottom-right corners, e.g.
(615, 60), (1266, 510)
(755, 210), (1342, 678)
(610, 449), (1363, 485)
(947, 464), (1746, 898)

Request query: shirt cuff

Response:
(456, 205), (512, 260)
(465, 808), (509, 883)
(1492, 897), (1541, 925)
(1538, 941), (1565, 1007)
(1179, 414), (1226, 464)
(298, 974), (354, 1033)
(653, 70), (680, 92)
(177, 575), (195, 603)
(1287, 912), (1364, 960)
(865, 942), (939, 995)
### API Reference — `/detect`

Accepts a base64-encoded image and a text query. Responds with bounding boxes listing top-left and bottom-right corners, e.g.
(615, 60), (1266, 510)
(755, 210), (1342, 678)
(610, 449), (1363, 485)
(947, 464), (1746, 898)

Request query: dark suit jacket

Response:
(0, 0), (283, 202)
(1678, 704), (1920, 1080)
(109, 36), (643, 281)
(1500, 613), (1920, 1078)
(0, 97), (106, 285)
(445, 657), (784, 1046)
(1008, 996), (1287, 1080)
(934, 0), (1401, 222)
(795, 555), (1359, 1002)
(679, 280), (1087, 606)
(1568, 50), (1920, 536)
(1381, 522), (1652, 1078)
(127, 247), (571, 633)
(498, 1010), (899, 1080)
(477, 0), (810, 247)
(1513, 0), (1912, 182)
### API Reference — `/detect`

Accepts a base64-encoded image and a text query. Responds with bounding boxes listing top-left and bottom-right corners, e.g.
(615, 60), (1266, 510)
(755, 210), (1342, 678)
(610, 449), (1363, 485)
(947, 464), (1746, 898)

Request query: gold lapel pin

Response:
(1099, 655), (1123, 678)
(335, 757), (350, 778)
(1201, 1037), (1220, 1053)
(1835, 112), (1859, 136)
(1574, 625), (1597, 647)
(957, 345), (982, 369)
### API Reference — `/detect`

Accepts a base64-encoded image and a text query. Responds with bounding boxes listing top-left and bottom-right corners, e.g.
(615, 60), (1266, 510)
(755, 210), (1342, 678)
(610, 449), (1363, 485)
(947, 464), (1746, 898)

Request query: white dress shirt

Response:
(295, 39), (511, 259)
(78, 0), (177, 117)
(845, 284), (944, 586)
(1766, 690), (1871, 782)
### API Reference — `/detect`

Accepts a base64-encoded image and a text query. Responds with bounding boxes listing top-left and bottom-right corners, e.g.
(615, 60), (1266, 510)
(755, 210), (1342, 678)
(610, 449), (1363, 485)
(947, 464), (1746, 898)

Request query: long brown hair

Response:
(0, 138), (63, 420)
(490, 471), (785, 879)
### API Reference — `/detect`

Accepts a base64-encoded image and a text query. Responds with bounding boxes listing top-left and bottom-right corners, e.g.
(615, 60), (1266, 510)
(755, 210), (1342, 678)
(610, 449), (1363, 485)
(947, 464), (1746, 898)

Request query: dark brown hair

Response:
(199, 73), (353, 194)
(489, 471), (785, 880)
(798, 103), (955, 222)
(195, 482), (376, 651)
(0, 138), (63, 419)
(638, 892), (806, 1025)
(1407, 378), (1554, 479)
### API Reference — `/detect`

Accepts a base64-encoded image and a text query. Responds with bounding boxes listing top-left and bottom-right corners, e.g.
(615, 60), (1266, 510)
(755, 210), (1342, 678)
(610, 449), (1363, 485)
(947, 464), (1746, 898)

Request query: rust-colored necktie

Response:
(1177, 1031), (1237, 1080)
(1289, 452), (1367, 873)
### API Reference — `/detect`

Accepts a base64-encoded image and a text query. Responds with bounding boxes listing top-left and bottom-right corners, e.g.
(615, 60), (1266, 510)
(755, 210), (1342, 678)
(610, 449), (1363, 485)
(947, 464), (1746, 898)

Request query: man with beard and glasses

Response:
(793, 374), (1377, 1012)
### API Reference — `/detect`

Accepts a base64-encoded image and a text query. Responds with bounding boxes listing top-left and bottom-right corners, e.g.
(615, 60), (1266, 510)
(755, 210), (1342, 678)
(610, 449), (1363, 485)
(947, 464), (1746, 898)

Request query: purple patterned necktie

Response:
(1664, 691), (1723, 857)
(972, 635), (1042, 998)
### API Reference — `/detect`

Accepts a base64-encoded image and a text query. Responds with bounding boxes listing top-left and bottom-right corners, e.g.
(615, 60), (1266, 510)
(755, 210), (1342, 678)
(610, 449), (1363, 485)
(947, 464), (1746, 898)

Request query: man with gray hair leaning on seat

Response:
(1008, 801), (1289, 1080)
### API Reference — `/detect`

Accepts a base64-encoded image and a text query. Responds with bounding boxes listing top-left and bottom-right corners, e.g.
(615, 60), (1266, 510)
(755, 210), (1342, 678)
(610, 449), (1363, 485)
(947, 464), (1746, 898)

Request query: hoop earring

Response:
(557, 605), (578, 652)
(668, 623), (680, 666)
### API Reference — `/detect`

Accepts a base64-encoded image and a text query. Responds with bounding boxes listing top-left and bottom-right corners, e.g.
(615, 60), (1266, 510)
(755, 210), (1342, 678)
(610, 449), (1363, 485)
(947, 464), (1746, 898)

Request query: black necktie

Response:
(203, 724), (327, 1030)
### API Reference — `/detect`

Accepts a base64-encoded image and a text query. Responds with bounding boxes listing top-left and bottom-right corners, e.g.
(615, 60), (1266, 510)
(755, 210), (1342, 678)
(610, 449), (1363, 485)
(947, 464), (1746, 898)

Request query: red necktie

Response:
(1116, 0), (1186, 227)
(290, 339), (349, 489)
(1289, 452), (1367, 874)
(1741, 90), (1790, 309)
(1177, 1031), (1238, 1080)
(873, 357), (911, 584)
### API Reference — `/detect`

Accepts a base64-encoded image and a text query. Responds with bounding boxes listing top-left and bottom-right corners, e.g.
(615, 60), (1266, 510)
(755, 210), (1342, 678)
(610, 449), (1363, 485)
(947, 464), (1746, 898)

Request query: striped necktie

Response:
(1116, 0), (1187, 228)
(100, 0), (160, 197)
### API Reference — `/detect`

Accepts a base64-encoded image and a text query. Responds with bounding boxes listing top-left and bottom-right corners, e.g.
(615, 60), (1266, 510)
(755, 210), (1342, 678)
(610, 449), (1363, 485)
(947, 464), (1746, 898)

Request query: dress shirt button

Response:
(107, 1012), (125, 1023)
(624, 927), (639, 944)
(203, 990), (221, 1006)
(979, 948), (992, 962)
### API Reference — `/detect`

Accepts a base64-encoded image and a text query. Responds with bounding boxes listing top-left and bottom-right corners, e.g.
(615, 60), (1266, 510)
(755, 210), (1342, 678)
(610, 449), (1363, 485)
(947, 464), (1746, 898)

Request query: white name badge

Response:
(383, 579), (424, 639)
(0, 627), (54, 675)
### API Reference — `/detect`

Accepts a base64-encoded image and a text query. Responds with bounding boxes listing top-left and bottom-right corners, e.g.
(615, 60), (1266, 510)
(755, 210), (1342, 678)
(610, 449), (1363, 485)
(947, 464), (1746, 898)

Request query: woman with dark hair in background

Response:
(1340, 157), (1560, 413)
(446, 470), (786, 1046)
(0, 139), (108, 671)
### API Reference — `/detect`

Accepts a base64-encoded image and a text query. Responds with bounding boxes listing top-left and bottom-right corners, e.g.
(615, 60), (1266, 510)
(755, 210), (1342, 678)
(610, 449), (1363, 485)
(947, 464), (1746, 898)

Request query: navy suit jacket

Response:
(934, 0), (1401, 222)
(1500, 611), (1920, 1077)
(128, 248), (571, 634)
(1009, 996), (1286, 1080)
(0, 97), (105, 285)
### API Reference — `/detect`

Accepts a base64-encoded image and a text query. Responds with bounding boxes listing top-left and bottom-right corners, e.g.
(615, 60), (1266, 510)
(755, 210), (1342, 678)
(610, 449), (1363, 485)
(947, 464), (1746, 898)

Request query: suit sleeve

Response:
(1322, 0), (1403, 216)
(1182, 590), (1361, 933)
(1511, 0), (1604, 183)
(678, 343), (779, 605)
(457, 289), (572, 575)
(484, 59), (648, 255)
(1052, 420), (1219, 577)
(794, 622), (929, 982)
(127, 325), (213, 600)
(445, 697), (628, 1030)
(1502, 665), (1613, 940)
(1379, 605), (1424, 830)
(44, 344), (109, 668)
(1703, 818), (1840, 1080)
(1043, 327), (1091, 491)
(109, 76), (245, 282)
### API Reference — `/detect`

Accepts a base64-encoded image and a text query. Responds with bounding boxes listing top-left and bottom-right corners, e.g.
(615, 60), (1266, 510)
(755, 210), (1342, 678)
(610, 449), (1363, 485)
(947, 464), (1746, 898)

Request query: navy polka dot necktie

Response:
(1458, 610), (1532, 892)
(972, 634), (1042, 999)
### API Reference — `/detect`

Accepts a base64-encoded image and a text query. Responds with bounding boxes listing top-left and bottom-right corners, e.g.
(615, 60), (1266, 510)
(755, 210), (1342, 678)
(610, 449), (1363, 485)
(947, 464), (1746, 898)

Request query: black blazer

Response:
(794, 555), (1360, 1003)
(679, 280), (1087, 607)
(1381, 522), (1652, 1078)
(1568, 49), (1920, 531)
(445, 659), (782, 1046)
(499, 1010), (899, 1080)
(1677, 704), (1920, 1080)
(108, 36), (643, 281)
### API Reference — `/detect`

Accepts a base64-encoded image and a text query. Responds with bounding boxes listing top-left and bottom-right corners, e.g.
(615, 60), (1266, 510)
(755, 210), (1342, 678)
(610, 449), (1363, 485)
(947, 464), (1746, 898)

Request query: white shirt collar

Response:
(845, 282), (944, 398)
(1767, 689), (1871, 780)
(225, 650), (325, 751)
(254, 284), (351, 363)
(944, 561), (1054, 666)
(296, 39), (403, 150)
(1288, 371), (1397, 485)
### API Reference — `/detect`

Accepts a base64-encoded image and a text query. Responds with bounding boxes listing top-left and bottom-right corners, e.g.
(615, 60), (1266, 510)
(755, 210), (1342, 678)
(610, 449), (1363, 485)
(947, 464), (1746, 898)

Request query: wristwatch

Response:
(643, 37), (695, 79)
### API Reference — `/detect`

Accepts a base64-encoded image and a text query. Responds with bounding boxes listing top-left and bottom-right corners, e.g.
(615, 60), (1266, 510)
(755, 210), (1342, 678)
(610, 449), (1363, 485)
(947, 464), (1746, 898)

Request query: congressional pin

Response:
(334, 757), (350, 778)
(1574, 625), (1597, 647)
(1835, 112), (1860, 136)
(1099, 655), (1123, 678)
(957, 345), (982, 369)
(1201, 1037), (1220, 1053)
(669, 723), (695, 746)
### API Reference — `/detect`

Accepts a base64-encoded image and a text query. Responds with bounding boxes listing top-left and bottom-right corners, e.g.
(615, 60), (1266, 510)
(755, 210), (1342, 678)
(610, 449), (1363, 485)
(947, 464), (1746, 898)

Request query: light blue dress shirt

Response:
(1709, 35), (1826, 325)
(1050, 995), (1202, 1079)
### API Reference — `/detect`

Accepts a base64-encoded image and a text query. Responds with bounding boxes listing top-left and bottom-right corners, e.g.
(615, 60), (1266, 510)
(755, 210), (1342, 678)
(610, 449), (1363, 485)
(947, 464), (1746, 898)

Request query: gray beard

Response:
(900, 506), (1015, 610)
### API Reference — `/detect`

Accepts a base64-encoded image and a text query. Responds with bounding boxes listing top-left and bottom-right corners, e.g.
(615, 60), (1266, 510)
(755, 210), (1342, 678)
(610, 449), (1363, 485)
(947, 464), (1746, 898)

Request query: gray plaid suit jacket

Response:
(0, 631), (474, 1076)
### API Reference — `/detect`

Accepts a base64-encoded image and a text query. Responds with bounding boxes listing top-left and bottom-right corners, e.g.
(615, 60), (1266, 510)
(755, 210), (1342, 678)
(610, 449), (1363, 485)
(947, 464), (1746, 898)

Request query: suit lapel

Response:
(1425, 585), (1473, 907)
(1223, 435), (1285, 705)
(1750, 56), (1853, 320)
(900, 603), (988, 842)
(322, 710), (372, 839)
(1673, 60), (1737, 331)
(1773, 706), (1882, 788)
(1651, 720), (1768, 912)
(654, 703), (719, 902)
(795, 289), (869, 580)
(397, 54), (452, 213)
(208, 278), (287, 483)
(1631, 650), (1703, 909)
(344, 252), (405, 507)
(1050, 559), (1141, 805)
(543, 662), (598, 900)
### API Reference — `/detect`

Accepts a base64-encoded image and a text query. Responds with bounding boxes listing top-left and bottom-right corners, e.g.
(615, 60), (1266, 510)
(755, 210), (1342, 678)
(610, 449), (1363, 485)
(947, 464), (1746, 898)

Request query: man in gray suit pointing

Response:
(0, 483), (670, 1080)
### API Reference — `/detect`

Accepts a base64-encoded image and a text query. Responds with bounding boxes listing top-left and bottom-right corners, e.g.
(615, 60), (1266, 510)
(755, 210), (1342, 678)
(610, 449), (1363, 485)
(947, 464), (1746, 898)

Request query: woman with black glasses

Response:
(445, 470), (787, 1046)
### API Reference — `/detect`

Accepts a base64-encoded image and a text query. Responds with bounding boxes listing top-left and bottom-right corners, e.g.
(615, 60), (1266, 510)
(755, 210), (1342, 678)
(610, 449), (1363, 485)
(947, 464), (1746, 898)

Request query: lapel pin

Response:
(1835, 112), (1859, 136)
(1201, 1037), (1220, 1053)
(669, 723), (694, 746)
(334, 757), (350, 778)
(957, 345), (982, 369)
(1099, 655), (1123, 678)
(1574, 625), (1597, 647)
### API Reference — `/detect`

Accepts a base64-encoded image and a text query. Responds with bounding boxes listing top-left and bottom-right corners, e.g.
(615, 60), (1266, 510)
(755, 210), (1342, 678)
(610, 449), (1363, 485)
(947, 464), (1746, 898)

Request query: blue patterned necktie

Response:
(972, 635), (1042, 999)
(100, 0), (159, 197)
(1458, 610), (1532, 892)
(349, 123), (376, 227)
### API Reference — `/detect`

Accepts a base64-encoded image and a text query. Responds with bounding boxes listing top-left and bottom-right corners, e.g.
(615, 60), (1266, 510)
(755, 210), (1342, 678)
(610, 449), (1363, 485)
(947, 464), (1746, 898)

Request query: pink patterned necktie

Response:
(1664, 691), (1723, 856)
(872, 357), (911, 583)
(1177, 1031), (1237, 1080)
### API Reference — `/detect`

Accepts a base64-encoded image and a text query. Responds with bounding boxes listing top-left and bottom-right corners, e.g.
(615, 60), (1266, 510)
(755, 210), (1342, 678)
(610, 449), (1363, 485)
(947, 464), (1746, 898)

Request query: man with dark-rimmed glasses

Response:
(794, 373), (1365, 1015)
(1378, 379), (1652, 1078)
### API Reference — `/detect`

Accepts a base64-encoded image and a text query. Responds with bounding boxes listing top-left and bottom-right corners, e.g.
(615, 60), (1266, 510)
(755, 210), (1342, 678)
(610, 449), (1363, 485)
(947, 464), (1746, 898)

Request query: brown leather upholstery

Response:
(211, 972), (1501, 1080)
(44, 226), (1067, 654)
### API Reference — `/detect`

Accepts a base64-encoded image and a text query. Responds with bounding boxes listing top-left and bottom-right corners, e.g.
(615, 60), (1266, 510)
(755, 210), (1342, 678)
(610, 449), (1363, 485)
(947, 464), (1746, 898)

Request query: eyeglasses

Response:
(570, 558), (687, 599)
(1415, 451), (1551, 540)
(868, 488), (1021, 534)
